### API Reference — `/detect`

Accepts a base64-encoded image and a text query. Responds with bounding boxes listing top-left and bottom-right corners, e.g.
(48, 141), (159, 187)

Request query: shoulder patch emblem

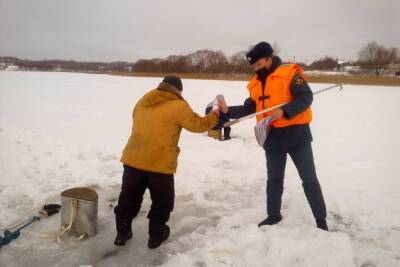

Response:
(295, 77), (304, 85)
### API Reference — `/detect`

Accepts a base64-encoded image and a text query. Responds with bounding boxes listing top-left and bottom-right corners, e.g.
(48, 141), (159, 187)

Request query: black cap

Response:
(162, 76), (183, 91)
(246, 41), (274, 65)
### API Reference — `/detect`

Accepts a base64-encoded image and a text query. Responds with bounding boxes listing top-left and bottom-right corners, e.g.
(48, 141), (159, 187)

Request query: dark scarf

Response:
(256, 56), (282, 86)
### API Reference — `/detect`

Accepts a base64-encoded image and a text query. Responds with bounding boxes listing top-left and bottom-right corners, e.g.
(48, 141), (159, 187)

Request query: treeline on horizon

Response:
(1, 42), (399, 75)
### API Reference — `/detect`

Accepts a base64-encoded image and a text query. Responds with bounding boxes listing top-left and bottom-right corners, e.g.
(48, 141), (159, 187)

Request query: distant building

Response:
(4, 65), (19, 71)
(343, 65), (361, 71)
(337, 59), (349, 65)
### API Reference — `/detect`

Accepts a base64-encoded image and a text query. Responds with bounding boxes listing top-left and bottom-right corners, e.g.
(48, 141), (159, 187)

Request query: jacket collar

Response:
(157, 82), (182, 97)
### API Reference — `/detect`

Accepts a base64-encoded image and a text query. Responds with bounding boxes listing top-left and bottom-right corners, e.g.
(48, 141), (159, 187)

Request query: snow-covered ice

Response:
(0, 71), (399, 267)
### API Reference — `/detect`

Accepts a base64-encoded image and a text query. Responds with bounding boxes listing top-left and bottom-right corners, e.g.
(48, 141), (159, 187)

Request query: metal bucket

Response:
(61, 187), (98, 237)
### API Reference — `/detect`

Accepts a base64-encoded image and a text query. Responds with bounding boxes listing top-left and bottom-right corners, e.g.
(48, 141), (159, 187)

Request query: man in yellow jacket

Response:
(114, 76), (219, 249)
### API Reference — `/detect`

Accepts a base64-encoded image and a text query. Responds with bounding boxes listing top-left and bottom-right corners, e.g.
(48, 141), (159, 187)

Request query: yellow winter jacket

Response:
(121, 84), (219, 174)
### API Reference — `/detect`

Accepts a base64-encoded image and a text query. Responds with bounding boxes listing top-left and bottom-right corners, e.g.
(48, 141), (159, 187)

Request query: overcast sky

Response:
(1, 0), (399, 63)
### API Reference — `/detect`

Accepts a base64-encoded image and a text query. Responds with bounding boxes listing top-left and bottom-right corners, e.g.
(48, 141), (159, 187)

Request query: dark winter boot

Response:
(258, 215), (282, 227)
(223, 127), (231, 140)
(114, 207), (133, 246)
(114, 230), (133, 246)
(316, 218), (329, 231)
(114, 231), (133, 247)
(148, 225), (170, 249)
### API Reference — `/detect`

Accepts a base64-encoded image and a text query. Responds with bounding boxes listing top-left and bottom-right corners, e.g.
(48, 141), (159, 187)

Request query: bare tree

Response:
(188, 50), (210, 73)
(134, 59), (159, 72)
(165, 55), (191, 73)
(309, 56), (339, 71)
(358, 41), (399, 75)
(229, 51), (252, 74)
(187, 50), (229, 73)
(206, 50), (229, 73)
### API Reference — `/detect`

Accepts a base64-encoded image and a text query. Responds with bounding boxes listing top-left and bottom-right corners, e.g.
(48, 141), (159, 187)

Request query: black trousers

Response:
(114, 165), (174, 239)
(264, 142), (327, 219)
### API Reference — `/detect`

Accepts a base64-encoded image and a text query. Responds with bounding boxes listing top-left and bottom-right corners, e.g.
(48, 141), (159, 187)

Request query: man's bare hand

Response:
(218, 99), (229, 113)
(212, 108), (220, 117)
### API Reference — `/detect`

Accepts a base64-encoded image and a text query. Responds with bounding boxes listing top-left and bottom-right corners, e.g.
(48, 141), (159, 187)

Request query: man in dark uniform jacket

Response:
(219, 42), (328, 230)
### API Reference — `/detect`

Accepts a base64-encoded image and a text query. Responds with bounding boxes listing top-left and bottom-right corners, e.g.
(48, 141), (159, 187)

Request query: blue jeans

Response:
(264, 142), (327, 219)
